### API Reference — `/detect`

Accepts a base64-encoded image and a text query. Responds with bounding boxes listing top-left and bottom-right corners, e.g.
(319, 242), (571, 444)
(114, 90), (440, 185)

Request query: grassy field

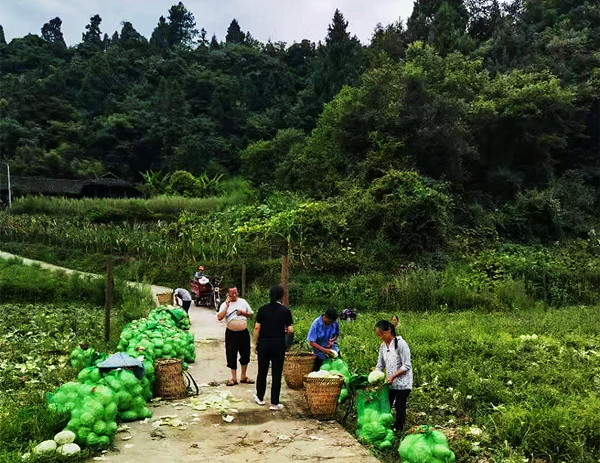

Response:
(282, 305), (600, 462)
(0, 259), (153, 462)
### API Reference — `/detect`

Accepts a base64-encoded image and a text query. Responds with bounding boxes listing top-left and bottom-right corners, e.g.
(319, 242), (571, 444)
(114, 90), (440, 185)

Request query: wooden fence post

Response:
(105, 260), (113, 344)
(281, 255), (289, 306)
(241, 262), (246, 298)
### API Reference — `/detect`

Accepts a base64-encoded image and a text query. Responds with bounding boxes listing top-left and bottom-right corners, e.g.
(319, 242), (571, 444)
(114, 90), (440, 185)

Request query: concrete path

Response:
(100, 305), (380, 463)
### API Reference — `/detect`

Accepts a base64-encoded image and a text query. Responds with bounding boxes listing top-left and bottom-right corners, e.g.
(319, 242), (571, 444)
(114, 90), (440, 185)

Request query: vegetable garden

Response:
(1, 194), (600, 462)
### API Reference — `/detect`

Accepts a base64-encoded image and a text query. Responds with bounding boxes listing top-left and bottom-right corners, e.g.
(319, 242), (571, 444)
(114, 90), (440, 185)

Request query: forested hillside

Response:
(1, 1), (597, 205)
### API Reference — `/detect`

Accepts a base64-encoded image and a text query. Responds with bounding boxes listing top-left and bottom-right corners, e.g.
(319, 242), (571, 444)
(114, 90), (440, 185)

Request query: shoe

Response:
(268, 403), (283, 411)
(254, 395), (266, 406)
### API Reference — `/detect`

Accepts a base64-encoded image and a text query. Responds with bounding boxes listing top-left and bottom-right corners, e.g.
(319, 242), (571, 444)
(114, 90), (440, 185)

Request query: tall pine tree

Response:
(225, 19), (245, 44)
(41, 17), (66, 48)
(312, 9), (364, 104)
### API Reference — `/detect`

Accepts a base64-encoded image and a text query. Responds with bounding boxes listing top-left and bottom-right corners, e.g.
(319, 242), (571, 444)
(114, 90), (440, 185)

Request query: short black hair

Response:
(324, 308), (338, 320)
(269, 285), (284, 302)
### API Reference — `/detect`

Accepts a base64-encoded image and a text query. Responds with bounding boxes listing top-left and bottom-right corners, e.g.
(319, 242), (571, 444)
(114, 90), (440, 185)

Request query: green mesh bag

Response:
(398, 425), (455, 463)
(320, 359), (351, 403)
(48, 381), (119, 448)
(356, 386), (394, 449)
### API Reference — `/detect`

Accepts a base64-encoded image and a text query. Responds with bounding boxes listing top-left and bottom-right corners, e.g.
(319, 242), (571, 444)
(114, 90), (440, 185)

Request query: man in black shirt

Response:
(253, 285), (294, 411)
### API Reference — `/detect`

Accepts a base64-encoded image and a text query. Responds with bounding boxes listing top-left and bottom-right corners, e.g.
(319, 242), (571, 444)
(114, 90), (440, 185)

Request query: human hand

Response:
(387, 376), (395, 384)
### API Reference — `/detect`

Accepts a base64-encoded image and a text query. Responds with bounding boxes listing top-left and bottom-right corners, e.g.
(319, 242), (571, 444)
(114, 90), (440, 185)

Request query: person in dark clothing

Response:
(253, 285), (294, 411)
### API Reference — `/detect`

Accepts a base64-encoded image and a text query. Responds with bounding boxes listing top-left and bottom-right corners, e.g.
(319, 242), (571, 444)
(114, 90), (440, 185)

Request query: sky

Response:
(0, 0), (415, 47)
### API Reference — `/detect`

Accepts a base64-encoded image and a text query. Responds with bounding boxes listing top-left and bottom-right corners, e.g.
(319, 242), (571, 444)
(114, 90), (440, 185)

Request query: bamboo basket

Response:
(154, 358), (186, 400)
(303, 376), (344, 419)
(283, 352), (316, 389)
(156, 292), (172, 306)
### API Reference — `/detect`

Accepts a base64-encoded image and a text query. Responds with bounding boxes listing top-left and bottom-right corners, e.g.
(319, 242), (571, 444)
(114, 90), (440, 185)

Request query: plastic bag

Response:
(48, 382), (118, 448)
(398, 425), (455, 463)
(356, 386), (395, 449)
(320, 358), (351, 403)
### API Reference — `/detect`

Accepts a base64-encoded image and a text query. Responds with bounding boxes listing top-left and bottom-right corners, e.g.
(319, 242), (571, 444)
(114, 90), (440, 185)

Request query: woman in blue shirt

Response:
(306, 308), (340, 371)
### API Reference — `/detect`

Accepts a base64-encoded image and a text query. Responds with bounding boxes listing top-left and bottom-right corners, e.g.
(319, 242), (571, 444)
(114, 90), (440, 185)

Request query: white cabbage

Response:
(33, 440), (57, 454)
(368, 369), (386, 384)
(53, 430), (76, 445)
(57, 443), (81, 456)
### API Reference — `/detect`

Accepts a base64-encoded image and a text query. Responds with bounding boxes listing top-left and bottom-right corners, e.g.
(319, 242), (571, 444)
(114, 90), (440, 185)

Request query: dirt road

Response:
(99, 305), (380, 463)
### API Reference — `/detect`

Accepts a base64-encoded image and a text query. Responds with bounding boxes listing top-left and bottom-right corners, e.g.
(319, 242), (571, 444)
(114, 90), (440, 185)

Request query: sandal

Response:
(240, 377), (255, 384)
(226, 379), (238, 386)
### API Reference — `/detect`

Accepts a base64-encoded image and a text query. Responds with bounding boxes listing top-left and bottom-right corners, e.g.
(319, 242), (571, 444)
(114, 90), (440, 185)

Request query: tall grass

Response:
(8, 194), (247, 221)
(0, 257), (152, 322)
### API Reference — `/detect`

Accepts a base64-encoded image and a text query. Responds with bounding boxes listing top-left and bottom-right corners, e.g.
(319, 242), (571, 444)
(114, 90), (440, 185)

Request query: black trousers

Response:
(225, 328), (250, 370)
(182, 300), (191, 313)
(256, 339), (286, 405)
(312, 356), (325, 372)
(389, 389), (411, 431)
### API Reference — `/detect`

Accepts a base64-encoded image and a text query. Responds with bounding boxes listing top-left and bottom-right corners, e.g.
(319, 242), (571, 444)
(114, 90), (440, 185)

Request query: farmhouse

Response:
(0, 176), (142, 203)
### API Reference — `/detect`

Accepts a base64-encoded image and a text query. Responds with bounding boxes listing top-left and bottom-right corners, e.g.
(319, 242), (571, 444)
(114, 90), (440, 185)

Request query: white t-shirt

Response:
(219, 298), (253, 323)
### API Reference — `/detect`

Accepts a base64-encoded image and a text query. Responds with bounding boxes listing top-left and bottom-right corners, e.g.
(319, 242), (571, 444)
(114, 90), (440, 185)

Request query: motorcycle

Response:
(190, 276), (222, 311)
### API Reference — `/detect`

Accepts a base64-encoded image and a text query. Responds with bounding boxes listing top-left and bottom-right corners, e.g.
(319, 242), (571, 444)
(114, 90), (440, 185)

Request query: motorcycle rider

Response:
(194, 265), (206, 280)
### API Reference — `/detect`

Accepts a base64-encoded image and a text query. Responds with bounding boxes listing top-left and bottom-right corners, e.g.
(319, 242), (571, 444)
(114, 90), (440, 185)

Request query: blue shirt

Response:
(307, 316), (340, 359)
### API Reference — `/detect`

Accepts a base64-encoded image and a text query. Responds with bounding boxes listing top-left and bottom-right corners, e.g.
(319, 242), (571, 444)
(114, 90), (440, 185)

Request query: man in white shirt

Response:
(217, 287), (254, 386)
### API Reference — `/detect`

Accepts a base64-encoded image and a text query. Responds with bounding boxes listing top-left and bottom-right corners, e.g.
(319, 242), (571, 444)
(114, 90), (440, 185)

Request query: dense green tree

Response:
(82, 14), (102, 45)
(150, 16), (170, 50)
(0, 25), (5, 45)
(41, 17), (66, 48)
(167, 2), (198, 47)
(120, 21), (146, 46)
(241, 128), (306, 187)
(226, 19), (245, 44)
(407, 0), (469, 53)
(370, 20), (408, 61)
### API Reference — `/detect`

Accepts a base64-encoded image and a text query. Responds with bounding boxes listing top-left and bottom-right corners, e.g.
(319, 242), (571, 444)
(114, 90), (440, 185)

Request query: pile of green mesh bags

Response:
(149, 306), (191, 330)
(356, 386), (395, 450)
(320, 358), (351, 403)
(76, 366), (152, 421)
(99, 369), (153, 421)
(48, 382), (118, 447)
(398, 425), (455, 463)
(70, 345), (107, 372)
(118, 316), (195, 365)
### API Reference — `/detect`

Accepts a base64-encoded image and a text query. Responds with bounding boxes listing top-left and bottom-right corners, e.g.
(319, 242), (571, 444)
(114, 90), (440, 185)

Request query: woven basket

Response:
(303, 376), (344, 419)
(283, 352), (316, 389)
(154, 358), (186, 400)
(156, 292), (172, 306)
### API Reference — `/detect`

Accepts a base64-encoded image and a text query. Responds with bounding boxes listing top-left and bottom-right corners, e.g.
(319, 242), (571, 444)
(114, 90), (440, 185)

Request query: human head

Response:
(375, 320), (396, 342)
(391, 315), (399, 327)
(197, 265), (204, 272)
(227, 287), (238, 301)
(269, 285), (284, 303)
(322, 309), (338, 325)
